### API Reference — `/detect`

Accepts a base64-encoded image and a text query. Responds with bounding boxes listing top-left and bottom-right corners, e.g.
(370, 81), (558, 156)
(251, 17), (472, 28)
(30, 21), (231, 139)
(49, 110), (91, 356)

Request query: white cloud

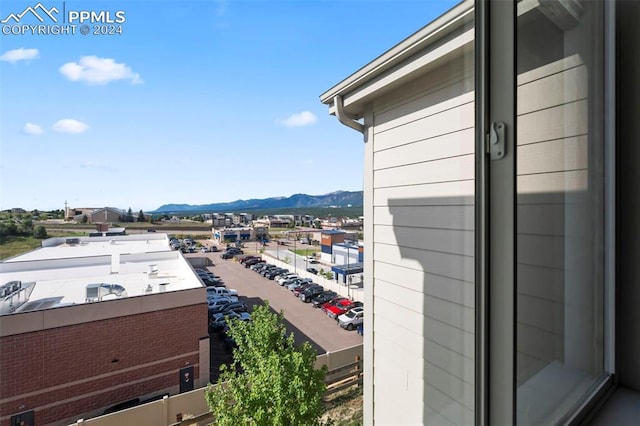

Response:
(59, 56), (143, 85)
(22, 122), (43, 135)
(279, 111), (317, 128)
(53, 119), (90, 134)
(0, 48), (39, 63)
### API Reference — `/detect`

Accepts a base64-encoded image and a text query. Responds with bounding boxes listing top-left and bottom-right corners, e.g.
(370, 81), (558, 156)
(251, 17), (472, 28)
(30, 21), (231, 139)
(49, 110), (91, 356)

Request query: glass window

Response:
(515, 1), (607, 424)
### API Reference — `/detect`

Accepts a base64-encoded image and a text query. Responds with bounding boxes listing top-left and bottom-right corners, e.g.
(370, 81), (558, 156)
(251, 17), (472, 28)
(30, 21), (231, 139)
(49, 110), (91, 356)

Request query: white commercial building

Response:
(0, 234), (209, 424)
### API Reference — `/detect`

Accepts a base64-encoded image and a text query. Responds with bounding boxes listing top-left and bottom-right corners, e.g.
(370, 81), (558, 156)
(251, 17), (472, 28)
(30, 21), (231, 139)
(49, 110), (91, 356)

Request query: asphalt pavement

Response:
(196, 252), (363, 354)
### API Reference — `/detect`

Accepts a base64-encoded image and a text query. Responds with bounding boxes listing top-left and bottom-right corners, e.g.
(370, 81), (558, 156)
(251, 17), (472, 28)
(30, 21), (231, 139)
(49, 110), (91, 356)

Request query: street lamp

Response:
(346, 244), (350, 286)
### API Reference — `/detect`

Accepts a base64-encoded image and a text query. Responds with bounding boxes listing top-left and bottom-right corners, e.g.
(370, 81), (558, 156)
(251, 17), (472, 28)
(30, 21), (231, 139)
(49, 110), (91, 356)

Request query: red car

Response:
(322, 297), (353, 319)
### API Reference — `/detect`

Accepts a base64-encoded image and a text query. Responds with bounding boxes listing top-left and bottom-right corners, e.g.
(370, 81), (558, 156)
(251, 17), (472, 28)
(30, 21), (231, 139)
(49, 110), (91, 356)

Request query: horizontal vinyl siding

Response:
(371, 74), (474, 425)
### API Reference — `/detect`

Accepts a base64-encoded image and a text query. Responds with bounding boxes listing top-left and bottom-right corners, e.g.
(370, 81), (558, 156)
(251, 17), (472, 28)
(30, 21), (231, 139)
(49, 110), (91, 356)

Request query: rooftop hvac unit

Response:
(0, 281), (35, 315)
(85, 283), (128, 302)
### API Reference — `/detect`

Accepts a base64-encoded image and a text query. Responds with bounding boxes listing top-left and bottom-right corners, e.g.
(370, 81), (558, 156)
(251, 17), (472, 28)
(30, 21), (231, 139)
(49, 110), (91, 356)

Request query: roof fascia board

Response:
(320, 0), (474, 105)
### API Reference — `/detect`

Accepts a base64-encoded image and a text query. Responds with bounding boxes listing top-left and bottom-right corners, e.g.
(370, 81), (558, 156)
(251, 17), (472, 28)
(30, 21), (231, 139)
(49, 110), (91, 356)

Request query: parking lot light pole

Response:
(346, 245), (350, 286)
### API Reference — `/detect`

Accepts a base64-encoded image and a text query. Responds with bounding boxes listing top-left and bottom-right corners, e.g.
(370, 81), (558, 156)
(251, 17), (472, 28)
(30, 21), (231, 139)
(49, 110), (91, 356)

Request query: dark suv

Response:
(300, 285), (325, 302)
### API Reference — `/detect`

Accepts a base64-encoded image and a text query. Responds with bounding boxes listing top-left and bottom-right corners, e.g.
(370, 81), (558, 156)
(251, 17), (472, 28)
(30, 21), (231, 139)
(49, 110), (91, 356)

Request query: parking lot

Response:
(185, 252), (363, 381)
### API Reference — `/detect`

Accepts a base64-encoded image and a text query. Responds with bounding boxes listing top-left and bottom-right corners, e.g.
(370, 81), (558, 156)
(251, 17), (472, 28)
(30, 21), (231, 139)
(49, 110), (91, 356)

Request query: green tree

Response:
(33, 225), (48, 239)
(20, 219), (34, 235)
(205, 302), (327, 425)
(125, 208), (134, 223)
(0, 221), (18, 238)
(137, 210), (146, 222)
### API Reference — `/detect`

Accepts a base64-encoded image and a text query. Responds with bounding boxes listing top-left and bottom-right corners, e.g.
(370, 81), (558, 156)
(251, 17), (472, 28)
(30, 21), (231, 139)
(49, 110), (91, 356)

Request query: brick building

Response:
(0, 234), (209, 425)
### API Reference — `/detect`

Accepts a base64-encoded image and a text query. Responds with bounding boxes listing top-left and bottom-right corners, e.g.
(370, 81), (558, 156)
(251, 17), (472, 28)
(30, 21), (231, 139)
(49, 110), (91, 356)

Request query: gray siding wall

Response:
(370, 58), (475, 425)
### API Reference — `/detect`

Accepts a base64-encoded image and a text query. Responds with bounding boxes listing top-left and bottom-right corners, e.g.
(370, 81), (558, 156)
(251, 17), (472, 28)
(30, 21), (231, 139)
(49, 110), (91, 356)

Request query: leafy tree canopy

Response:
(205, 302), (327, 426)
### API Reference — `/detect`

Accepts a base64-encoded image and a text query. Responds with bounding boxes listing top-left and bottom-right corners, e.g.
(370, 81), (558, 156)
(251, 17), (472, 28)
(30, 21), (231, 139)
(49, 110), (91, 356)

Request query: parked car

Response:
(266, 268), (288, 280)
(259, 265), (278, 276)
(280, 276), (300, 286)
(338, 307), (364, 330)
(197, 271), (224, 286)
(293, 283), (318, 298)
(321, 297), (350, 315)
(206, 286), (238, 297)
(197, 272), (221, 281)
(208, 301), (247, 316)
(311, 291), (338, 308)
(287, 278), (313, 291)
(277, 274), (298, 285)
(209, 311), (251, 333)
(326, 299), (359, 320)
(272, 270), (291, 280)
(249, 260), (267, 271)
(244, 258), (262, 267)
(306, 255), (319, 264)
(300, 285), (325, 302)
(222, 301), (249, 313)
(207, 294), (239, 305)
(207, 297), (236, 313)
(306, 267), (318, 274)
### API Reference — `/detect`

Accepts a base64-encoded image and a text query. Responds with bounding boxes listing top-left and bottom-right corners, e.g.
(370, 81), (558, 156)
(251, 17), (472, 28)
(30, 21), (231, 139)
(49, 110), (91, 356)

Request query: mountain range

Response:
(152, 190), (363, 213)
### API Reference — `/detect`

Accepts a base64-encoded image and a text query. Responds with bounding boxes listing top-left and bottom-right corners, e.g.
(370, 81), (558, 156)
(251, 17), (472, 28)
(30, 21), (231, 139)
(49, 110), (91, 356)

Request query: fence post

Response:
(162, 395), (169, 426)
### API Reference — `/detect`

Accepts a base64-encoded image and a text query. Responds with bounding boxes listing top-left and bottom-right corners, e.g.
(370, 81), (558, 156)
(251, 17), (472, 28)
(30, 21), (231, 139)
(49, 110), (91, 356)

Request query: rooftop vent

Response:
(148, 264), (158, 275)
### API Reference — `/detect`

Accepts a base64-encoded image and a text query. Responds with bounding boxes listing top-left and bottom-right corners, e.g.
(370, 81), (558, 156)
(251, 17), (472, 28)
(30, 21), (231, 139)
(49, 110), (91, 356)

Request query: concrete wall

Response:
(69, 344), (363, 426)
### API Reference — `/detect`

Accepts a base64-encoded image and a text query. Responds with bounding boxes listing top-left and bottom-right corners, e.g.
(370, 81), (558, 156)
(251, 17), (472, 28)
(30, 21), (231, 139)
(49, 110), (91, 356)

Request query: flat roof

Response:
(4, 234), (171, 262)
(321, 230), (348, 235)
(332, 263), (364, 275)
(0, 234), (203, 315)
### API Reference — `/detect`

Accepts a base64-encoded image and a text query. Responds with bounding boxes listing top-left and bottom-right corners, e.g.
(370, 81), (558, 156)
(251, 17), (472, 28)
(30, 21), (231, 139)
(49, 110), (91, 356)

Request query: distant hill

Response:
(152, 190), (363, 214)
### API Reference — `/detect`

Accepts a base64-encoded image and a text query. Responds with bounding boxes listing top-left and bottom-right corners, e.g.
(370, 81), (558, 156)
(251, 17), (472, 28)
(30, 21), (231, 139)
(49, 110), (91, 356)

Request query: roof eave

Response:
(320, 0), (474, 116)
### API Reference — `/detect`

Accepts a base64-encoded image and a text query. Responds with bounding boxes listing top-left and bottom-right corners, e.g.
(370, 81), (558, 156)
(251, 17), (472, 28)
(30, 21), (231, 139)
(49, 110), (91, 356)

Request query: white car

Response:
(207, 286), (238, 297)
(338, 307), (364, 331)
(277, 274), (298, 285)
(207, 296), (237, 310)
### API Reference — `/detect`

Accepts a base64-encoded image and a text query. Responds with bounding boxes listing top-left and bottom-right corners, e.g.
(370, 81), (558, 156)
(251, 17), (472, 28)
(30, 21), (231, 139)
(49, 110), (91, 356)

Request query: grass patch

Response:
(0, 231), (87, 260)
(291, 248), (320, 256)
(322, 384), (363, 426)
(0, 236), (43, 260)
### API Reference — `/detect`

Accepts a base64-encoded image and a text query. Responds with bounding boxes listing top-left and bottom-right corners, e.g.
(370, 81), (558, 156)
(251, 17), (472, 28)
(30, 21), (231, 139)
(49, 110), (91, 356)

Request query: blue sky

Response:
(0, 0), (459, 212)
